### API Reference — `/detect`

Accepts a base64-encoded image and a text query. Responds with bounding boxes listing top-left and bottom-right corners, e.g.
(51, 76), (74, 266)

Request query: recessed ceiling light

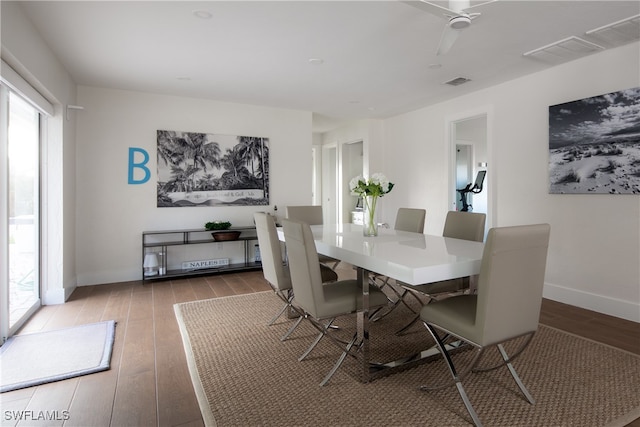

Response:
(443, 77), (472, 86)
(193, 10), (212, 19)
(428, 63), (442, 69)
(176, 76), (192, 81)
(308, 58), (324, 65)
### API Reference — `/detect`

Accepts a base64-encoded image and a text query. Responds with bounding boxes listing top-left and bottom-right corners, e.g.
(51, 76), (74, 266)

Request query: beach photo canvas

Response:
(549, 87), (640, 194)
(156, 130), (269, 207)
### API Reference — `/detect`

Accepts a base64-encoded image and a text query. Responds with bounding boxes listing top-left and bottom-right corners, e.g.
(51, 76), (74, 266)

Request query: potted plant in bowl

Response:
(205, 221), (241, 241)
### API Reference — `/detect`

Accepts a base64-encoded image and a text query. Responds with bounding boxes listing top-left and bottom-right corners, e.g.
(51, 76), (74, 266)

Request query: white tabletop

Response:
(280, 223), (484, 286)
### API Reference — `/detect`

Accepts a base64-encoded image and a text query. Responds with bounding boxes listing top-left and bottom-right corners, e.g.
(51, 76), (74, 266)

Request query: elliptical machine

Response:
(457, 170), (486, 212)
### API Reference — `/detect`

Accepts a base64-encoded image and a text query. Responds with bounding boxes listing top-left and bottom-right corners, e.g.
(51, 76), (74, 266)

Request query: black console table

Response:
(141, 226), (261, 282)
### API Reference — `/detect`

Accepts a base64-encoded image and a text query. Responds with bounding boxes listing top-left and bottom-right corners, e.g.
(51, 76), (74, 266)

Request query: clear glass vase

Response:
(363, 195), (379, 237)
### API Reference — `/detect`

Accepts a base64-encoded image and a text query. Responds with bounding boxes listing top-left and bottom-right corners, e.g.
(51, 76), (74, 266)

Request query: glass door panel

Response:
(7, 92), (40, 330)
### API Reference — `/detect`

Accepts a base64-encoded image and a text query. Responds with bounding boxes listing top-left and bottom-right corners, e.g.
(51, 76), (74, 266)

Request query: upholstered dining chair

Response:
(254, 213), (338, 341)
(419, 223), (551, 427)
(285, 205), (341, 270)
(282, 218), (390, 386)
(395, 211), (486, 334)
(370, 208), (426, 321)
(394, 207), (426, 233)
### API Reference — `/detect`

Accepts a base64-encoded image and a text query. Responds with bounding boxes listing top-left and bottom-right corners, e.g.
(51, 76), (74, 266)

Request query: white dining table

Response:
(278, 222), (485, 382)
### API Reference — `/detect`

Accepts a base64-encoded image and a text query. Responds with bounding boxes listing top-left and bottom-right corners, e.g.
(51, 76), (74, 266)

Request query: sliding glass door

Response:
(1, 87), (41, 341)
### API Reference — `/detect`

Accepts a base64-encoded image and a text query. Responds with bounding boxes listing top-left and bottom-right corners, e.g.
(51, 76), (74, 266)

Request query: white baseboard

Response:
(43, 287), (66, 305)
(64, 283), (77, 302)
(42, 281), (76, 305)
(543, 282), (640, 323)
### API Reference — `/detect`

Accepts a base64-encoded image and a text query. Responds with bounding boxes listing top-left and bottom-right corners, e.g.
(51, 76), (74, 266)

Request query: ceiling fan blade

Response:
(401, 0), (459, 19)
(437, 25), (461, 55)
(465, 0), (499, 12)
(402, 0), (497, 17)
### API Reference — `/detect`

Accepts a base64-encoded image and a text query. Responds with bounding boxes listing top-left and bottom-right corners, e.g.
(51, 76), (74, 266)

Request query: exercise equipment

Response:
(457, 170), (486, 212)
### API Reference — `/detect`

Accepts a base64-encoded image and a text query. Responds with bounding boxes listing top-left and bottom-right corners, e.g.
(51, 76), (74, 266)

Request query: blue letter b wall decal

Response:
(128, 147), (150, 184)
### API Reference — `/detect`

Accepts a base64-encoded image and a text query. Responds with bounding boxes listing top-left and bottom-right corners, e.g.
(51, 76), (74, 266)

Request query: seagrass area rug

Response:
(174, 292), (640, 427)
(0, 320), (116, 393)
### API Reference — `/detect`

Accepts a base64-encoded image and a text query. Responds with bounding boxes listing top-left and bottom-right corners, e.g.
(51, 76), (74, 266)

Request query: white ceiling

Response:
(14, 1), (640, 132)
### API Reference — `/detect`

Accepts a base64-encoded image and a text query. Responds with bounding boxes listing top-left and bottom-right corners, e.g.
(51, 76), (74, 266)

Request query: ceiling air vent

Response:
(585, 14), (640, 47)
(523, 36), (604, 63)
(444, 77), (471, 86)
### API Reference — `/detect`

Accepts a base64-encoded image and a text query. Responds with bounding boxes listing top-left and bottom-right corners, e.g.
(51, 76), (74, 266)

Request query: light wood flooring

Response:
(1, 266), (639, 427)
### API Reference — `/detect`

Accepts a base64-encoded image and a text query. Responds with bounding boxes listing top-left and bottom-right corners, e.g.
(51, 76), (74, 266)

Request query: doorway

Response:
(449, 113), (490, 231)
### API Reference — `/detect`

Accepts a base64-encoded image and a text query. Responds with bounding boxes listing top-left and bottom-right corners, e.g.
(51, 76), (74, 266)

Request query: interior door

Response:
(341, 141), (363, 223)
(322, 145), (338, 224)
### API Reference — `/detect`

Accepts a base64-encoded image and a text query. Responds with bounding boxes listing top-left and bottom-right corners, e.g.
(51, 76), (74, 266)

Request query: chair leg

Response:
(497, 343), (535, 404)
(395, 292), (436, 335)
(423, 323), (484, 427)
(298, 318), (335, 361)
(395, 313), (421, 335)
(268, 302), (289, 326)
(471, 333), (536, 404)
(319, 333), (358, 386)
(280, 315), (304, 341)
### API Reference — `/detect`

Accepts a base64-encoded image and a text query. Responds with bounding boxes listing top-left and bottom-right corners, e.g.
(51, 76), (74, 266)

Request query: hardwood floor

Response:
(2, 267), (639, 427)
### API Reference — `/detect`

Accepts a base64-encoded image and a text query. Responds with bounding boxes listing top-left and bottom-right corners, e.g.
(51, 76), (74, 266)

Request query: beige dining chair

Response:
(282, 218), (390, 386)
(395, 211), (486, 334)
(370, 208), (426, 321)
(419, 223), (551, 427)
(394, 207), (426, 233)
(285, 205), (341, 270)
(254, 212), (338, 341)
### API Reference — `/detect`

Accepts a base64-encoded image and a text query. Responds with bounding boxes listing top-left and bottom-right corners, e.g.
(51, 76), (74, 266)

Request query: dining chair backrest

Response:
(285, 205), (323, 225)
(254, 212), (291, 292)
(442, 211), (486, 242)
(394, 208), (426, 233)
(281, 218), (326, 318)
(475, 224), (551, 347)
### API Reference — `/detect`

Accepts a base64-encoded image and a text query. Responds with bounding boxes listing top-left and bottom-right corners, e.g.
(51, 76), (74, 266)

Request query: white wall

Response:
(382, 42), (640, 322)
(75, 86), (312, 285)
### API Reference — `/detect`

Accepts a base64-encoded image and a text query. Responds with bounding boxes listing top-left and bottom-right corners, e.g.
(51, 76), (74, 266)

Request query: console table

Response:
(141, 227), (261, 282)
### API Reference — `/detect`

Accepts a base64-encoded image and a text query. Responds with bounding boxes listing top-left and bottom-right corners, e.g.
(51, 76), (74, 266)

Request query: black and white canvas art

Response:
(549, 87), (640, 194)
(156, 130), (269, 207)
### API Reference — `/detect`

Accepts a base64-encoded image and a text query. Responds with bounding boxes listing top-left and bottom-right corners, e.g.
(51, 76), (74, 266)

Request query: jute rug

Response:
(0, 320), (116, 393)
(174, 292), (640, 427)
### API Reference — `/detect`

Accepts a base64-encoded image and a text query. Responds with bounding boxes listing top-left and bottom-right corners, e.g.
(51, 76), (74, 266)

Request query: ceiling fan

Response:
(403, 0), (498, 55)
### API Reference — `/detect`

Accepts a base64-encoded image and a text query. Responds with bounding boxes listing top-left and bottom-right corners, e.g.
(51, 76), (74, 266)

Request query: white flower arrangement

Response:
(349, 173), (394, 236)
(349, 173), (394, 197)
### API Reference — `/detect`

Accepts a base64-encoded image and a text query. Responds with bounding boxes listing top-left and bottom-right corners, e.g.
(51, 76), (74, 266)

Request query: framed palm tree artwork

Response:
(156, 130), (269, 207)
